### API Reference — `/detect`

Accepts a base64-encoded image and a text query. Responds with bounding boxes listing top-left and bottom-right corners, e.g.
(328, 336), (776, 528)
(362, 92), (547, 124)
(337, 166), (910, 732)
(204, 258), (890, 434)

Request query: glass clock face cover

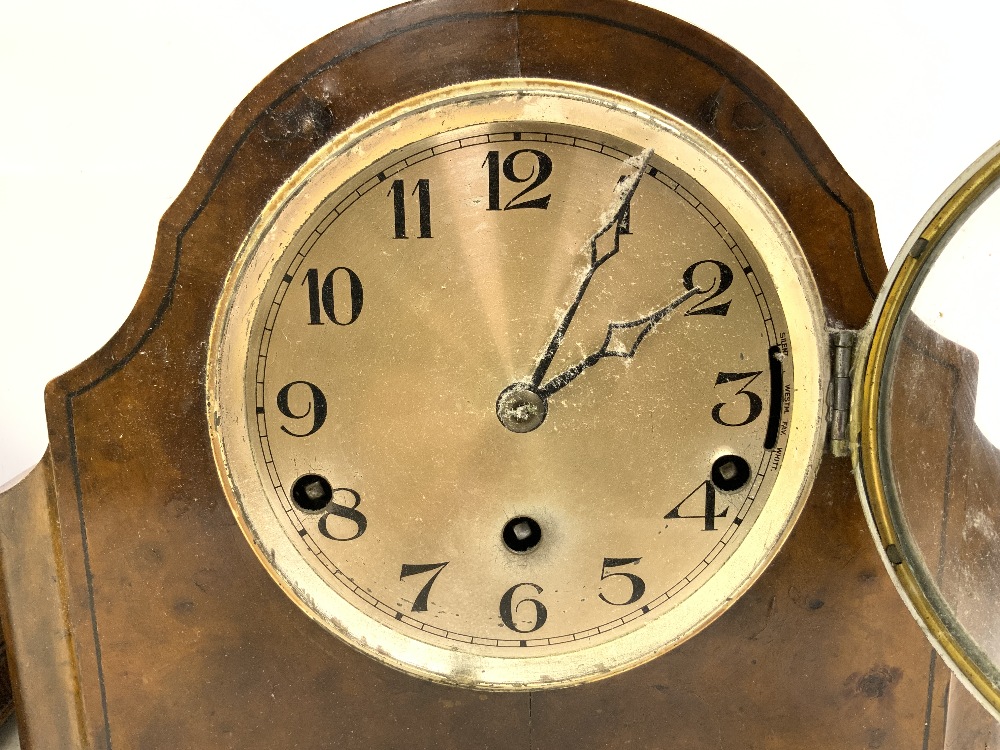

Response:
(858, 142), (1000, 719)
(207, 80), (826, 689)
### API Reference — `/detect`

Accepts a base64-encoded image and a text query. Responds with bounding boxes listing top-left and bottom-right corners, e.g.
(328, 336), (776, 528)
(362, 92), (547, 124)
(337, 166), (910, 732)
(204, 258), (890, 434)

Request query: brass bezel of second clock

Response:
(207, 78), (827, 690)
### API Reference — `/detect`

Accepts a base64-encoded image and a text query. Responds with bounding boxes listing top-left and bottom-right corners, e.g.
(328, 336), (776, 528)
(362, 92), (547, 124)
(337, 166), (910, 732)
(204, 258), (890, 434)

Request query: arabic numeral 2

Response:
(389, 178), (432, 239)
(683, 260), (733, 316)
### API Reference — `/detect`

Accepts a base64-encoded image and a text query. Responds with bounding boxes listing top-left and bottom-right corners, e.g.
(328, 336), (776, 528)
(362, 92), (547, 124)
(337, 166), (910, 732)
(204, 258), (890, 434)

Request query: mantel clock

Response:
(2, 1), (999, 747)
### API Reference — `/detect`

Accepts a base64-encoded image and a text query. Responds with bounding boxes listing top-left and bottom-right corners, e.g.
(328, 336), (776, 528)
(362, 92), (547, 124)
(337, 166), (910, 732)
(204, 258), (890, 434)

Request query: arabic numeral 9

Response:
(276, 380), (327, 437)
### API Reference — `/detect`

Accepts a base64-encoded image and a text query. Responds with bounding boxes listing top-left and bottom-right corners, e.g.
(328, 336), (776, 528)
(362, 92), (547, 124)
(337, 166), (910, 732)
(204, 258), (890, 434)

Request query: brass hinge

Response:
(827, 329), (857, 457)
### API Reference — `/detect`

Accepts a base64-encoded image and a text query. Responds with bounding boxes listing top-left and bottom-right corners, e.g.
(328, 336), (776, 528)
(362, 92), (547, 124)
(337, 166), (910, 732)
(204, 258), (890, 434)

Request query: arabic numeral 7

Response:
(400, 562), (449, 613)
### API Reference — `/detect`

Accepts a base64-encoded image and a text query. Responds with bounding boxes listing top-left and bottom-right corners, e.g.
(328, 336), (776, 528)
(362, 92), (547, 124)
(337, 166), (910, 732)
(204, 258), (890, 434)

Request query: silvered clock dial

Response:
(208, 79), (825, 689)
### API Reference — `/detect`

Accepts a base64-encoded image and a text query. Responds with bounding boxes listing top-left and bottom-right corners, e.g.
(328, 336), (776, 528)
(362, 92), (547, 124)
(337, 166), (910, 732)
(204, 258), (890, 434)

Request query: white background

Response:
(2, 0), (997, 483)
(1, 1), (999, 743)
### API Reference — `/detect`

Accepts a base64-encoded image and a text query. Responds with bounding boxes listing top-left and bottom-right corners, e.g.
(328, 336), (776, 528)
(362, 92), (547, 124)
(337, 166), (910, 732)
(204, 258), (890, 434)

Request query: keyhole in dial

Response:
(711, 455), (751, 492)
(502, 516), (543, 553)
(291, 474), (333, 511)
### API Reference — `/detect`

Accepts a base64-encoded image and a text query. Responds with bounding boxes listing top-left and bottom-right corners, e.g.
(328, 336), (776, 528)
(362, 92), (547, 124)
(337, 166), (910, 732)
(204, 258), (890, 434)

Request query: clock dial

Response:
(209, 79), (826, 689)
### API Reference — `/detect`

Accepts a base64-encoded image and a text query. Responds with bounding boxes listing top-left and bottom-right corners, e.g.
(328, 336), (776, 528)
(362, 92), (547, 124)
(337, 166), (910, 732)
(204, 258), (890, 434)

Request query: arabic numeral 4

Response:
(665, 481), (728, 532)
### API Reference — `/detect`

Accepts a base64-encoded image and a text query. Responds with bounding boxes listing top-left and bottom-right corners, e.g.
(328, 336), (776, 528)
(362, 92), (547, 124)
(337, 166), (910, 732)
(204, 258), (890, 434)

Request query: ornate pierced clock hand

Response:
(495, 149), (656, 433)
(537, 285), (701, 398)
(528, 148), (655, 390)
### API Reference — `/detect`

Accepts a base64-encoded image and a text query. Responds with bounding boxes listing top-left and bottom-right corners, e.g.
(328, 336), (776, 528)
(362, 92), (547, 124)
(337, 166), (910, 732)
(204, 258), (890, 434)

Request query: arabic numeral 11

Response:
(389, 178), (432, 239)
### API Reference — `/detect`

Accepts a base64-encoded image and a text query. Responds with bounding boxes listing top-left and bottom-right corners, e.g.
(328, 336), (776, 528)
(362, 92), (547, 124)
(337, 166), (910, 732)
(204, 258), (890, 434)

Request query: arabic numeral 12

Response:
(483, 149), (552, 210)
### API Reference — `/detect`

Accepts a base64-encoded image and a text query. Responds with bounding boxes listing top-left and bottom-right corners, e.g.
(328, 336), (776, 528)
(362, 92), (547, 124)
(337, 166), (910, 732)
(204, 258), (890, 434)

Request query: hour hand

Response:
(537, 286), (701, 398)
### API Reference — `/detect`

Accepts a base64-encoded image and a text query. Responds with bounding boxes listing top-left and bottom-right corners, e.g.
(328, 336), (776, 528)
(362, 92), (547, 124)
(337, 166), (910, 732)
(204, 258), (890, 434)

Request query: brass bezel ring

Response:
(856, 145), (1000, 721)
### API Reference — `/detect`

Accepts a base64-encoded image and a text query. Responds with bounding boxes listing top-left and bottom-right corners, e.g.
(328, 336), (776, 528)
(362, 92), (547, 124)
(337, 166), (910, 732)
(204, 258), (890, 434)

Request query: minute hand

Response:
(529, 148), (654, 389)
(537, 286), (701, 398)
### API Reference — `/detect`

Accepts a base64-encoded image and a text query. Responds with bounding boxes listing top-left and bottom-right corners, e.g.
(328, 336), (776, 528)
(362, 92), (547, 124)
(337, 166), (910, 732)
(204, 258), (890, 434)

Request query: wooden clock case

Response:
(0, 0), (967, 747)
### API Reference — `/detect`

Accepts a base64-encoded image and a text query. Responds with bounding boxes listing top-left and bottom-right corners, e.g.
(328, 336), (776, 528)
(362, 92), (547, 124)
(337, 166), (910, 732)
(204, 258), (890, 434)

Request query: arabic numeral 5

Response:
(599, 557), (646, 606)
